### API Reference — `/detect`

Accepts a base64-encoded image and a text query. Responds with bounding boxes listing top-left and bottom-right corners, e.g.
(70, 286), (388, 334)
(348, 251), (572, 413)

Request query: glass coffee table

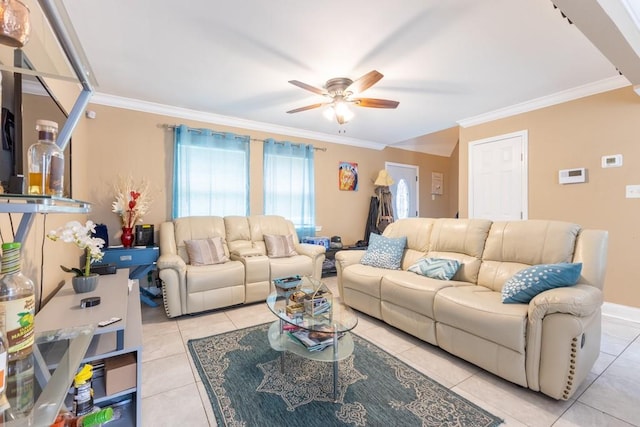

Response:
(266, 276), (358, 400)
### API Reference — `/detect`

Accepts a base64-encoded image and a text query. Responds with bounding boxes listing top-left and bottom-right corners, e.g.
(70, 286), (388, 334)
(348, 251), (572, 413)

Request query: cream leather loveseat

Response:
(335, 218), (608, 400)
(158, 215), (325, 317)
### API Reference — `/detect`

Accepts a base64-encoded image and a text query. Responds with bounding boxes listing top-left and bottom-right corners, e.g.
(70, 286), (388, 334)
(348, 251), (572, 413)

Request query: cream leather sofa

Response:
(158, 215), (325, 317)
(335, 218), (608, 400)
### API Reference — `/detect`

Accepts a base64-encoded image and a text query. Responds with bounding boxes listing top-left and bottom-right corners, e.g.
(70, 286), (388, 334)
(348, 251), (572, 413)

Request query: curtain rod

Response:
(161, 124), (327, 151)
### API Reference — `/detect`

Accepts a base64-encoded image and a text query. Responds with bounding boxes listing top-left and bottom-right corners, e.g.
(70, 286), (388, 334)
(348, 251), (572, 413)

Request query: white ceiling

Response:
(60, 0), (636, 156)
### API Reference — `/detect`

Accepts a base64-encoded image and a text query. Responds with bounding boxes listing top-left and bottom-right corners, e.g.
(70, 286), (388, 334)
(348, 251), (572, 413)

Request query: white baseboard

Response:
(602, 302), (640, 324)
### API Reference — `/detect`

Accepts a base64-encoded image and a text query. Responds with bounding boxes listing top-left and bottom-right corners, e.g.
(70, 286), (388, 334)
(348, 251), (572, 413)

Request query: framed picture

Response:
(338, 161), (358, 191)
(432, 172), (443, 195)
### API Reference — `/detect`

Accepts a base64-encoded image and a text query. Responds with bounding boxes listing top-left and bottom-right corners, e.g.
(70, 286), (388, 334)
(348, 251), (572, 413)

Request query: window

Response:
(263, 139), (315, 239)
(396, 178), (409, 219)
(172, 125), (250, 218)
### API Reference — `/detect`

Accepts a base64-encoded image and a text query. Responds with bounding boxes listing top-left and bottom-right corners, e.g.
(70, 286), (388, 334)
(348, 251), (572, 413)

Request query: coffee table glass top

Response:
(266, 276), (358, 334)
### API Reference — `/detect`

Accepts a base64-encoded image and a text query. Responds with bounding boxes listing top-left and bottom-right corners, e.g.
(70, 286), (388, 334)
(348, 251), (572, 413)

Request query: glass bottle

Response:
(0, 242), (35, 416)
(27, 119), (64, 196)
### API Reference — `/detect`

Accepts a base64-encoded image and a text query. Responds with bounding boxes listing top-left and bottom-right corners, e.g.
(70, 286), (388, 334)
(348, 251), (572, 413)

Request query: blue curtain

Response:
(173, 125), (250, 218)
(263, 138), (315, 240)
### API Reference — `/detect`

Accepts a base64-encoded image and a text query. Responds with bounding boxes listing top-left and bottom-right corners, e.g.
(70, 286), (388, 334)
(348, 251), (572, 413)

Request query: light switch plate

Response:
(625, 185), (640, 198)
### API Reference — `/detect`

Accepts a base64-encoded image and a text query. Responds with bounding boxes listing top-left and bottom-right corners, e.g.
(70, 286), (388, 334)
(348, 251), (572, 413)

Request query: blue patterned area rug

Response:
(188, 323), (503, 427)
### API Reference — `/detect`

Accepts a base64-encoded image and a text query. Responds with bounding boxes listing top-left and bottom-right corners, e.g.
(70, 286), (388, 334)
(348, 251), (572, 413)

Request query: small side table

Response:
(322, 245), (367, 277)
(101, 246), (160, 307)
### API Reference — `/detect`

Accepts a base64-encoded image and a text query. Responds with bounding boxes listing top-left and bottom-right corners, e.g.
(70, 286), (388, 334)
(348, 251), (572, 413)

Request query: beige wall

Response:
(80, 104), (456, 250)
(458, 86), (640, 308)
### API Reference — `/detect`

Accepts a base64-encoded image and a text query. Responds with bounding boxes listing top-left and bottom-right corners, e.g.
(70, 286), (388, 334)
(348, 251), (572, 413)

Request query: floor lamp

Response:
(374, 170), (394, 233)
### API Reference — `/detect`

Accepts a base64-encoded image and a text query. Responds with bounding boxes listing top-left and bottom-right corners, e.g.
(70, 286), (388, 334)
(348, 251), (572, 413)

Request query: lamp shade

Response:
(374, 170), (394, 186)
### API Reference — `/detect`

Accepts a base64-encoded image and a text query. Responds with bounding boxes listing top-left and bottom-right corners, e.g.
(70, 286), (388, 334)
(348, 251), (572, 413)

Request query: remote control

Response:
(98, 317), (122, 327)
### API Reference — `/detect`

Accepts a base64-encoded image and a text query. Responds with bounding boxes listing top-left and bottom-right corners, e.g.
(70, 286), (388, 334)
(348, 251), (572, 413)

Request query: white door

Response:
(468, 130), (528, 220)
(386, 162), (419, 219)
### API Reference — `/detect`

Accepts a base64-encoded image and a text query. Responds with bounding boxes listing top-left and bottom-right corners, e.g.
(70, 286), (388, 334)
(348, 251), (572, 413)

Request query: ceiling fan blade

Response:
(286, 103), (326, 114)
(352, 98), (399, 109)
(346, 70), (383, 95)
(288, 80), (328, 96)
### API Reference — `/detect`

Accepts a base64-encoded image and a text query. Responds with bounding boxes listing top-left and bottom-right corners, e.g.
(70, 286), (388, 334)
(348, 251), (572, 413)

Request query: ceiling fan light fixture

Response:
(323, 102), (354, 124)
(287, 70), (397, 124)
(334, 101), (354, 124)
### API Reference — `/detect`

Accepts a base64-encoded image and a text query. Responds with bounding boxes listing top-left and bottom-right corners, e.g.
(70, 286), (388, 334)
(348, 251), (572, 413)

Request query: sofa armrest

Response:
(295, 243), (326, 279)
(528, 284), (603, 323)
(157, 253), (187, 271)
(526, 284), (603, 399)
(335, 249), (366, 270)
(157, 253), (187, 318)
(295, 243), (325, 258)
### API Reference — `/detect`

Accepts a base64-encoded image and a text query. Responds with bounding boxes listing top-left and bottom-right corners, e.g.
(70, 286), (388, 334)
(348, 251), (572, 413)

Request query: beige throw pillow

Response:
(264, 234), (298, 258)
(185, 237), (229, 265)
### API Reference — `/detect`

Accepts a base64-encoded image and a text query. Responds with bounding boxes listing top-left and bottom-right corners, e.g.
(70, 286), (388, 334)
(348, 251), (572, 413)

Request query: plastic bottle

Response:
(0, 313), (13, 423)
(0, 309), (8, 413)
(73, 364), (94, 416)
(27, 119), (64, 196)
(50, 407), (114, 427)
(0, 242), (35, 416)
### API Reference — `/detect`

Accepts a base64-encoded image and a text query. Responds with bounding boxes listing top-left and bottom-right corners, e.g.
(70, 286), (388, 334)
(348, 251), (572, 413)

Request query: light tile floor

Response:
(139, 277), (640, 427)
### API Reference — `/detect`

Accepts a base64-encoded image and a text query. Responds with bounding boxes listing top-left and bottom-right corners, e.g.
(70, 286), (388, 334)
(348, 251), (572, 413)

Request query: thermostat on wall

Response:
(559, 168), (586, 184)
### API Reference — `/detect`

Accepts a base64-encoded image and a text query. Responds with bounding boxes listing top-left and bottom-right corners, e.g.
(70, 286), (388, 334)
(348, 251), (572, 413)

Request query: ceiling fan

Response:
(286, 70), (399, 124)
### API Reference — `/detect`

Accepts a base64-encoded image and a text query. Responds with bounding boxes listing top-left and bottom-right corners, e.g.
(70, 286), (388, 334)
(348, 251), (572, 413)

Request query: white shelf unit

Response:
(35, 270), (143, 426)
(0, 196), (141, 426)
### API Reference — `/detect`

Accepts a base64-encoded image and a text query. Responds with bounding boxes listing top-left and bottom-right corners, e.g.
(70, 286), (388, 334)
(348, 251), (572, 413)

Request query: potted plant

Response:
(47, 220), (105, 293)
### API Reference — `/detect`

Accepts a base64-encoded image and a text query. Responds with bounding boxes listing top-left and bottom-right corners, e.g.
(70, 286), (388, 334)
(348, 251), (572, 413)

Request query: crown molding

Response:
(457, 75), (630, 128)
(22, 78), (49, 96)
(89, 93), (387, 151)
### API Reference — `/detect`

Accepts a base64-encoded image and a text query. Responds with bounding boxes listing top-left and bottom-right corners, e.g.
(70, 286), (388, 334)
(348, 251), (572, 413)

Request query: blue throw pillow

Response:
(502, 263), (582, 304)
(360, 233), (406, 270)
(408, 258), (460, 280)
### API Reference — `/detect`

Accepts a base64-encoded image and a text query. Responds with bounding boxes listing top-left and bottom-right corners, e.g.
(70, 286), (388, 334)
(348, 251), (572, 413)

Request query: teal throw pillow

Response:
(360, 233), (406, 270)
(408, 258), (460, 280)
(502, 262), (582, 304)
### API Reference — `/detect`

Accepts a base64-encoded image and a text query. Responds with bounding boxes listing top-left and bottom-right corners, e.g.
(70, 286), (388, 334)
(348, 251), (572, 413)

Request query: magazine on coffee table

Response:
(287, 328), (344, 352)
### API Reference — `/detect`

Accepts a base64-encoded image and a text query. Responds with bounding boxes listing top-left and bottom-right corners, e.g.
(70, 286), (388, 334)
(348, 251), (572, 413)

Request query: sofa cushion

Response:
(427, 218), (493, 283)
(185, 237), (229, 266)
(264, 234), (298, 258)
(502, 263), (582, 304)
(174, 216), (227, 263)
(185, 260), (245, 293)
(360, 233), (406, 270)
(408, 258), (460, 280)
(269, 255), (314, 279)
(381, 270), (464, 319)
(478, 220), (580, 292)
(434, 286), (529, 353)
